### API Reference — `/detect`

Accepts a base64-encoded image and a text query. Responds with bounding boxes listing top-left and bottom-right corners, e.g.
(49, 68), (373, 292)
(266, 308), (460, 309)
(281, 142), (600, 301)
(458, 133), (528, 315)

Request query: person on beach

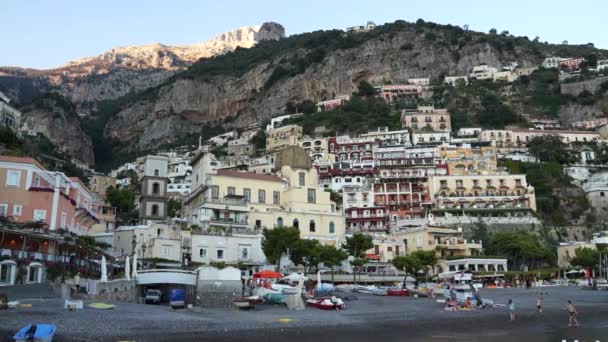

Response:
(463, 297), (472, 309)
(508, 299), (515, 321)
(73, 272), (81, 291)
(565, 300), (580, 327)
(536, 295), (543, 313)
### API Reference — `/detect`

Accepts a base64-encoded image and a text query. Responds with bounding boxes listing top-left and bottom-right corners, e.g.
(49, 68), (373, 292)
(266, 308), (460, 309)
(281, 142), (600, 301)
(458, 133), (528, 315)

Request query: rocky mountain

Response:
(0, 22), (285, 107)
(103, 21), (607, 155)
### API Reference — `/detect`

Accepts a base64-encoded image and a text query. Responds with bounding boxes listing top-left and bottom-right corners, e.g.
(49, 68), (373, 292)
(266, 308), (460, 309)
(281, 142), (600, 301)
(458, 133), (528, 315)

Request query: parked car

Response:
(145, 289), (162, 304)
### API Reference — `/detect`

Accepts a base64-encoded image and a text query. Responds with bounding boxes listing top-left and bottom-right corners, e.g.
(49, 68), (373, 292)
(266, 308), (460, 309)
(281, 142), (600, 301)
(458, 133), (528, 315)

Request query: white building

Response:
(208, 131), (237, 146)
(0, 91), (22, 134)
(266, 113), (303, 132)
(408, 78), (430, 86)
(113, 224), (182, 262)
(444, 76), (469, 86)
(598, 60), (608, 72)
(411, 131), (451, 145)
(438, 258), (508, 273)
(457, 128), (482, 137)
(542, 56), (566, 69)
(190, 231), (266, 266)
(360, 127), (411, 146)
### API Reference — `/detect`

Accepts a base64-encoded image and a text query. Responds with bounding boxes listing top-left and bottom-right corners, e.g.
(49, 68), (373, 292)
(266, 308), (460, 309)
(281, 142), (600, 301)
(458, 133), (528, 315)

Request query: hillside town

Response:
(2, 14), (608, 342)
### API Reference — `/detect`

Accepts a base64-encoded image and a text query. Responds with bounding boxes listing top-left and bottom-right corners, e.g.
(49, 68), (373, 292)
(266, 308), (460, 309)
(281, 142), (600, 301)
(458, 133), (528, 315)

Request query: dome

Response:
(274, 146), (312, 171)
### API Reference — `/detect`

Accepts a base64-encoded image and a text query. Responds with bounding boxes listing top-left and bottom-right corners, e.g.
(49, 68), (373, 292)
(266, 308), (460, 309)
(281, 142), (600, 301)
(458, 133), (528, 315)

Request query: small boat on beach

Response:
(14, 324), (56, 342)
(306, 297), (345, 310)
(387, 288), (409, 296)
(371, 287), (388, 296)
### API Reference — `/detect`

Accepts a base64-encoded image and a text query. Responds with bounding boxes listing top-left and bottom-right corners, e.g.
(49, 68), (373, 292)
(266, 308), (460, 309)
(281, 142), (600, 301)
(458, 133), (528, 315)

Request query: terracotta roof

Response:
(216, 169), (284, 183)
(0, 155), (46, 170)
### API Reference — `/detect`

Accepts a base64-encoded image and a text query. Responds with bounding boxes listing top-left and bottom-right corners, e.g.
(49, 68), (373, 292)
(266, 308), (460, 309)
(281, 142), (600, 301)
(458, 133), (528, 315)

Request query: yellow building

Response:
(427, 174), (537, 212)
(401, 106), (451, 132)
(439, 144), (498, 176)
(390, 226), (483, 259)
(266, 125), (303, 153)
(88, 175), (117, 199)
(185, 146), (345, 246)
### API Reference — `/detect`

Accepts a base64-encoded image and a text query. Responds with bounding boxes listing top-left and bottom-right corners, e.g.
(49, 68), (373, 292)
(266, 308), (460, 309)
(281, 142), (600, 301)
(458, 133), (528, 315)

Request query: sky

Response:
(2, 0), (607, 69)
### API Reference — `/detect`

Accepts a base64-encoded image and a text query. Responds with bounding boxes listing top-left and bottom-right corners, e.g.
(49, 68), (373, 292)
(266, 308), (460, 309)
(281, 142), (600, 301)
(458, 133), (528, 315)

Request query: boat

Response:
(335, 284), (355, 292)
(353, 285), (376, 294)
(306, 297), (345, 310)
(87, 303), (115, 310)
(271, 283), (300, 294)
(263, 292), (287, 304)
(387, 287), (409, 296)
(14, 324), (56, 342)
(371, 287), (388, 296)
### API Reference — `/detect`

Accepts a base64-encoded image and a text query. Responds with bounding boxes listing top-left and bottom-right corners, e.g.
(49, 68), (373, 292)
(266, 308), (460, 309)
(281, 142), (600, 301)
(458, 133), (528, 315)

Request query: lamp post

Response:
(141, 242), (147, 269)
(131, 234), (137, 257)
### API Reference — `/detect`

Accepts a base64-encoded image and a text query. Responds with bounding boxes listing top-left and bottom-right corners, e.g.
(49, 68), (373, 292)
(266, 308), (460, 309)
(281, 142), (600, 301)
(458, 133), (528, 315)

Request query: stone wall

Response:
(57, 279), (137, 303)
(561, 76), (608, 96)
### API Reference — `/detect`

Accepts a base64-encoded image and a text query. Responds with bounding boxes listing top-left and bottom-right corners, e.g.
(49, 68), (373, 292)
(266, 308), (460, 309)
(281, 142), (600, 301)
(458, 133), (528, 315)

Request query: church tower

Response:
(139, 155), (169, 225)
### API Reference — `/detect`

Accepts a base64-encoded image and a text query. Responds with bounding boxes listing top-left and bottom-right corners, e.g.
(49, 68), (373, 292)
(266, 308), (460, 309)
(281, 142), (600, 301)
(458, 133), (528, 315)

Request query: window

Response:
(60, 212), (67, 228)
(211, 186), (219, 199)
(273, 191), (280, 205)
(240, 246), (249, 260)
(329, 222), (335, 234)
(243, 188), (251, 201)
(309, 220), (316, 232)
(6, 170), (21, 187)
(199, 248), (207, 258)
(0, 205), (7, 217)
(33, 209), (46, 222)
(152, 182), (160, 195)
(34, 176), (41, 187)
(602, 192), (606, 197)
(154, 169), (160, 176)
(258, 190), (266, 203)
(298, 172), (306, 186)
(255, 220), (262, 229)
(228, 187), (235, 196)
(216, 249), (224, 259)
(151, 204), (159, 216)
(162, 246), (171, 257)
(293, 219), (299, 229)
(307, 189), (316, 203)
(277, 217), (283, 227)
(12, 205), (22, 217)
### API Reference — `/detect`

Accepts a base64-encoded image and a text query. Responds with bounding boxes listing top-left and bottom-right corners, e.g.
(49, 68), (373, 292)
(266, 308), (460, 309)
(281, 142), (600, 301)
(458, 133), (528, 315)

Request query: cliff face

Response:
(20, 99), (95, 165)
(106, 27), (542, 152)
(0, 22), (285, 107)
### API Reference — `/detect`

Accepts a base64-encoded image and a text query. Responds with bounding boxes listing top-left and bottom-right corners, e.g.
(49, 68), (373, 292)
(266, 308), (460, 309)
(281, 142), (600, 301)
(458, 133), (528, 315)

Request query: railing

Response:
(205, 197), (248, 207)
(1, 248), (78, 264)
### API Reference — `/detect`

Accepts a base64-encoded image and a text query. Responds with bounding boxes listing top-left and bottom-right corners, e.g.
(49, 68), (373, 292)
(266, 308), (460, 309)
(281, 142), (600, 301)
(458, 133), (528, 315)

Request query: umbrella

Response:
(282, 272), (308, 282)
(100, 256), (108, 283)
(317, 270), (321, 288)
(252, 270), (282, 279)
(125, 255), (131, 280)
(132, 253), (138, 279)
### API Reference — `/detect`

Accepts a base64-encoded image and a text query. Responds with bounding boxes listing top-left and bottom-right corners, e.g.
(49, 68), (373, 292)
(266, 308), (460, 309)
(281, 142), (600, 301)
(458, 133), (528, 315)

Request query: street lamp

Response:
(131, 234), (137, 257)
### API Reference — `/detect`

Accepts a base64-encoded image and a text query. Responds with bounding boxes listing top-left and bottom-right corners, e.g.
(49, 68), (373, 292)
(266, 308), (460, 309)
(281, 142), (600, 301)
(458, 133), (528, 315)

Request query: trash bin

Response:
(169, 288), (185, 309)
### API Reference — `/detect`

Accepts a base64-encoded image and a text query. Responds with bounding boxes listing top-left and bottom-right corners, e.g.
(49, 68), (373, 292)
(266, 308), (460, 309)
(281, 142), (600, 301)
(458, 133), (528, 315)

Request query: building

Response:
(360, 127), (411, 146)
(364, 237), (405, 262)
(343, 180), (388, 232)
(190, 230), (266, 268)
(469, 64), (499, 80)
(427, 173), (537, 213)
(317, 160), (376, 192)
(582, 172), (608, 211)
(227, 138), (256, 158)
(391, 225), (482, 263)
(571, 117), (608, 130)
(88, 175), (117, 199)
(542, 57), (566, 69)
(0, 91), (22, 133)
(185, 146), (346, 246)
(408, 78), (430, 86)
(208, 131), (237, 146)
(597, 60), (608, 72)
(327, 136), (376, 162)
(559, 58), (584, 72)
(139, 156), (169, 225)
(444, 76), (469, 86)
(113, 223), (182, 261)
(557, 241), (597, 268)
(346, 21), (376, 33)
(379, 85), (423, 102)
(401, 106), (451, 133)
(316, 95), (350, 112)
(299, 137), (334, 161)
(411, 131), (451, 145)
(373, 145), (448, 221)
(456, 128), (482, 137)
(439, 144), (498, 176)
(0, 156), (99, 234)
(479, 129), (600, 148)
(526, 115), (562, 129)
(266, 125), (304, 153)
(437, 258), (507, 274)
(266, 113), (303, 132)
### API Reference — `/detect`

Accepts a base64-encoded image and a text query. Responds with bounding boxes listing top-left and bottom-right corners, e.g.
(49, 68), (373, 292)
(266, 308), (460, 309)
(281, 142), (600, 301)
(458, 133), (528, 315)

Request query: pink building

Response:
(0, 156), (99, 235)
(379, 84), (422, 102)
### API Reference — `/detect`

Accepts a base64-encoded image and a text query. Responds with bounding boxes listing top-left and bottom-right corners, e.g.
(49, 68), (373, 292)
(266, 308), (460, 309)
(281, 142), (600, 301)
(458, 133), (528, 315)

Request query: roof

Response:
(0, 155), (46, 170)
(216, 169), (283, 183)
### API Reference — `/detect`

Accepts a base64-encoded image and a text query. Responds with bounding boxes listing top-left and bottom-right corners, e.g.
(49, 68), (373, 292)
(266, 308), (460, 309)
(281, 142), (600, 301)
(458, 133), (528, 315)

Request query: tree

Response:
(291, 239), (321, 273)
(106, 186), (136, 224)
(318, 245), (348, 282)
(469, 219), (491, 245)
(250, 128), (267, 150)
(410, 250), (438, 280)
(261, 227), (301, 265)
(356, 81), (375, 97)
(486, 231), (554, 270)
(527, 135), (571, 164)
(342, 233), (374, 259)
(489, 28), (497, 35)
(351, 258), (367, 284)
(392, 255), (422, 288)
(167, 198), (182, 217)
(570, 247), (599, 270)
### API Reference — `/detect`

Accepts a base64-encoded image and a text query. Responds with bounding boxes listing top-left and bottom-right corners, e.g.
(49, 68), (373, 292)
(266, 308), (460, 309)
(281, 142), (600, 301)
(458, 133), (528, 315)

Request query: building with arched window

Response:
(139, 156), (169, 224)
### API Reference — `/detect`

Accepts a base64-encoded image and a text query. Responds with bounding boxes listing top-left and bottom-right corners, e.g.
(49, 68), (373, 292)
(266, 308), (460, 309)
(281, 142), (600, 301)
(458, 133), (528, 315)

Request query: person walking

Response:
(73, 272), (81, 292)
(508, 299), (515, 321)
(536, 295), (543, 314)
(565, 300), (580, 327)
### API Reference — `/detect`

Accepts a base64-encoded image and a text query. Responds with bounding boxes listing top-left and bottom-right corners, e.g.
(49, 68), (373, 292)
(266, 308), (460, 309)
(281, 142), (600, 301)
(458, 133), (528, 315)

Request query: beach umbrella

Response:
(100, 256), (108, 283)
(124, 255), (131, 280)
(317, 270), (321, 288)
(132, 253), (138, 279)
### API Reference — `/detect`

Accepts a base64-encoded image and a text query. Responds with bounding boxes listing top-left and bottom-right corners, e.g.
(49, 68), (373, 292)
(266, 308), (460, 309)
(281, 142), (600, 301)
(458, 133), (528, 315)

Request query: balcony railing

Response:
(205, 196), (248, 207)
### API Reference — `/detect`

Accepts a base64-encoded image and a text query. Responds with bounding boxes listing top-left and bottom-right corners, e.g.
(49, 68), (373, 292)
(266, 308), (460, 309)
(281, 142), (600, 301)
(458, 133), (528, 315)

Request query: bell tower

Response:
(139, 155), (169, 225)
